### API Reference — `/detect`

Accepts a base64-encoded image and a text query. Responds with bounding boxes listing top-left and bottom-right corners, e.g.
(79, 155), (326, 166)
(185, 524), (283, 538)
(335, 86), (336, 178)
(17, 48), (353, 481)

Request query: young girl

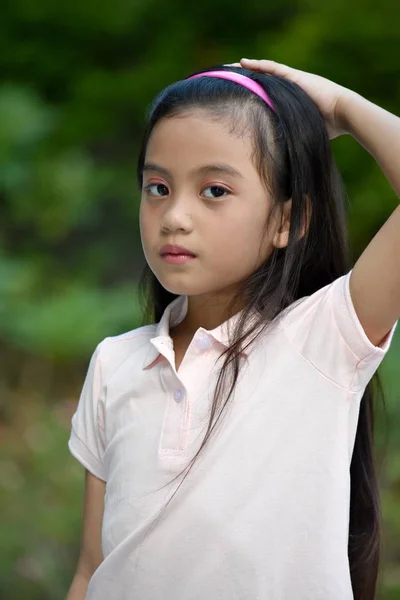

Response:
(66, 59), (400, 600)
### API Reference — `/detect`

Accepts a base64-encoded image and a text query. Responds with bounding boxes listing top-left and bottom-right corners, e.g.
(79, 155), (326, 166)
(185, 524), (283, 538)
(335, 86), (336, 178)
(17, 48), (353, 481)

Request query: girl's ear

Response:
(272, 196), (312, 249)
(272, 199), (292, 249)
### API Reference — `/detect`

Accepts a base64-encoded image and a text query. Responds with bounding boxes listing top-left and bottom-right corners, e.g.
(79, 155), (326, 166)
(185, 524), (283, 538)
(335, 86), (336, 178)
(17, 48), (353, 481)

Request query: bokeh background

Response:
(1, 0), (399, 598)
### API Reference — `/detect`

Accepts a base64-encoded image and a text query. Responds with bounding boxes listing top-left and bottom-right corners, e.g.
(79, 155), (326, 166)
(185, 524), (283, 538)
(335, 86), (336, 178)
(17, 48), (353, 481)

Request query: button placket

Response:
(159, 379), (188, 454)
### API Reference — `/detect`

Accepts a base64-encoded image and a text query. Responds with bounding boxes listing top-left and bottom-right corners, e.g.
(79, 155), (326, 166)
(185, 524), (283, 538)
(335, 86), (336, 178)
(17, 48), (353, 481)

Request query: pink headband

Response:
(187, 70), (275, 112)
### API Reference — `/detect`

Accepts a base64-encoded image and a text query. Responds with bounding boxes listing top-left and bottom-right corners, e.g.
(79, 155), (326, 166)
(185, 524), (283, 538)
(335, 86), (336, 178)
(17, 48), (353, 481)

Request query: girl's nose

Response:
(160, 196), (193, 233)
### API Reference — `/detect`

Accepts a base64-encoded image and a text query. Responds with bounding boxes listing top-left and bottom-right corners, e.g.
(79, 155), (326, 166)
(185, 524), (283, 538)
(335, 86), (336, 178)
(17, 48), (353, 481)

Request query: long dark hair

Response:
(136, 65), (386, 600)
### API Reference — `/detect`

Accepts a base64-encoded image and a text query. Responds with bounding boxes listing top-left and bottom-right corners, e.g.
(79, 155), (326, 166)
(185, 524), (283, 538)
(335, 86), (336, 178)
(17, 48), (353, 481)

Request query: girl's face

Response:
(139, 111), (282, 299)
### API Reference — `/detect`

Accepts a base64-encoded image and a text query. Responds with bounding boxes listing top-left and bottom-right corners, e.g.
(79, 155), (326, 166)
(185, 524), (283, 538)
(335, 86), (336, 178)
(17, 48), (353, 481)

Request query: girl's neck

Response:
(171, 291), (243, 338)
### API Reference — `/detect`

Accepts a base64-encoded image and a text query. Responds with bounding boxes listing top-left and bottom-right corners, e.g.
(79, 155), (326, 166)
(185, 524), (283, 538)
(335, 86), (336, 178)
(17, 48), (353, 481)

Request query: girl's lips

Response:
(160, 244), (196, 256)
(161, 254), (196, 265)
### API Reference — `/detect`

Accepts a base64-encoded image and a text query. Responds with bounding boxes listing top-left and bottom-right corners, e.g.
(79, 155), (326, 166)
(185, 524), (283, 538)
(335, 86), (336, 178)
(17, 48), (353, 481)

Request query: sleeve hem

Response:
(68, 428), (106, 481)
(333, 271), (397, 363)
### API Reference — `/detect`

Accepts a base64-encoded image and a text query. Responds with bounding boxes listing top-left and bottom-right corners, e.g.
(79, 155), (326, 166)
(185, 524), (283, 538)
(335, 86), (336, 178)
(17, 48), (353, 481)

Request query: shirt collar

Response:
(142, 295), (259, 370)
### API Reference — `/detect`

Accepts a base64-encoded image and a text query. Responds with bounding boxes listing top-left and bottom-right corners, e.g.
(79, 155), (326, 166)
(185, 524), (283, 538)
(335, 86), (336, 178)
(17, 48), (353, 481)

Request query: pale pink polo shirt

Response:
(68, 271), (397, 600)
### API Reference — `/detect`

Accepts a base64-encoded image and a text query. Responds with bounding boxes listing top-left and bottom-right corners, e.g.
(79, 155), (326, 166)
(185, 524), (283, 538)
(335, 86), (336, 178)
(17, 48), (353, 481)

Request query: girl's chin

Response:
(155, 277), (211, 298)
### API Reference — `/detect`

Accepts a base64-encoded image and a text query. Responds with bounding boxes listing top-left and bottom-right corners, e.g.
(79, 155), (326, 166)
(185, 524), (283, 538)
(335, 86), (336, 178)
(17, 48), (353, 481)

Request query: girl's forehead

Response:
(146, 112), (255, 171)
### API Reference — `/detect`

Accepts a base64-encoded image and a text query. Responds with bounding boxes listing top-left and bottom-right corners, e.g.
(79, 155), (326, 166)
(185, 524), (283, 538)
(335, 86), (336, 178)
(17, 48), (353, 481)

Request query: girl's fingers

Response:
(240, 58), (294, 78)
(238, 58), (264, 71)
(224, 58), (297, 83)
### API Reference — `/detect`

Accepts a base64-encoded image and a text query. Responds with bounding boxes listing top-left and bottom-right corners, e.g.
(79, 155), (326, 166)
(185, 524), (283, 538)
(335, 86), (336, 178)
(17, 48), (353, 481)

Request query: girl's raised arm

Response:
(239, 58), (400, 347)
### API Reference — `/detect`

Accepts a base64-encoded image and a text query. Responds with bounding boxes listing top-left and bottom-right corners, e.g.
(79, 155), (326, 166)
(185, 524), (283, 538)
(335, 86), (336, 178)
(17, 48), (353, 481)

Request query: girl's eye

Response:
(144, 183), (169, 197)
(143, 183), (229, 199)
(202, 185), (230, 199)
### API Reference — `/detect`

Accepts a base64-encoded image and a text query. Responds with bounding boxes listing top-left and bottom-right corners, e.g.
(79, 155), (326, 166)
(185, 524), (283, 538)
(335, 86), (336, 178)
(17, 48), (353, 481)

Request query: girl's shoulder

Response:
(277, 271), (396, 390)
(93, 323), (157, 379)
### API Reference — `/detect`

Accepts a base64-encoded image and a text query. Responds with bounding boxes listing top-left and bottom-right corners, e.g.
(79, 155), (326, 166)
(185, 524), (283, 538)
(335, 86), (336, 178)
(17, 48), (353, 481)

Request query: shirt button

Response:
(174, 388), (184, 403)
(197, 334), (212, 351)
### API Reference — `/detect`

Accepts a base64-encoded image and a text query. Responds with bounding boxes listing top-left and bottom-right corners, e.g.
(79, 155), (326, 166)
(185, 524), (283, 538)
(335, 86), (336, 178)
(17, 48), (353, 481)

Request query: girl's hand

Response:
(236, 58), (355, 140)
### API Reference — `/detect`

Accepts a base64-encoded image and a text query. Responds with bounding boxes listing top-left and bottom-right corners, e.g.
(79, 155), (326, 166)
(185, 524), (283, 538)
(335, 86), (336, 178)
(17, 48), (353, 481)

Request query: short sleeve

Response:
(281, 271), (397, 391)
(68, 340), (107, 481)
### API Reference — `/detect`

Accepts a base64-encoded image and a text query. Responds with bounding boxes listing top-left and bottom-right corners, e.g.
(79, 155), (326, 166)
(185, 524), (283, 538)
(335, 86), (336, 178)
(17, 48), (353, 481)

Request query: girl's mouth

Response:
(161, 254), (196, 265)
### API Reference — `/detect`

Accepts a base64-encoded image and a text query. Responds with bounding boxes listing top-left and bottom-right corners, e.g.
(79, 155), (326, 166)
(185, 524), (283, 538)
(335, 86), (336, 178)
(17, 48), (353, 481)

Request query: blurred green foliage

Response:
(0, 0), (399, 598)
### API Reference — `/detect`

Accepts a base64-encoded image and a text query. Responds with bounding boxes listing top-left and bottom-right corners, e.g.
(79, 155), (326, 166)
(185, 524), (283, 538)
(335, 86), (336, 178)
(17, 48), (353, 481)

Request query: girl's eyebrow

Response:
(142, 162), (244, 179)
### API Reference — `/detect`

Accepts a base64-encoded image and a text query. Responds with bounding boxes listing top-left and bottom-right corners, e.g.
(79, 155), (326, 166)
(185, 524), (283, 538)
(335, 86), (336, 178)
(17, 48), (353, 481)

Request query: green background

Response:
(0, 0), (399, 597)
